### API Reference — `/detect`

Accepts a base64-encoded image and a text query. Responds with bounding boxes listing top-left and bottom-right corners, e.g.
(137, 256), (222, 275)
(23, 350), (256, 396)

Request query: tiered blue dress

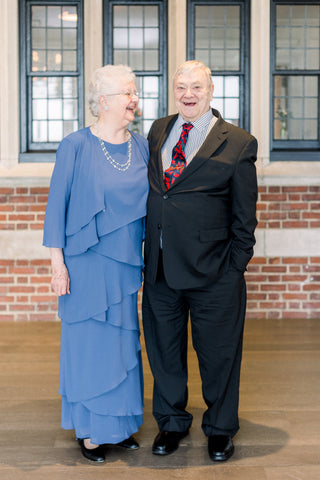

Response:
(43, 127), (149, 445)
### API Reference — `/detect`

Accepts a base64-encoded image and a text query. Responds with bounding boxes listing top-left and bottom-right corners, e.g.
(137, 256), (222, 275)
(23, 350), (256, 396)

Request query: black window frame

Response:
(19, 0), (84, 163)
(103, 0), (168, 132)
(270, 0), (320, 161)
(187, 0), (251, 132)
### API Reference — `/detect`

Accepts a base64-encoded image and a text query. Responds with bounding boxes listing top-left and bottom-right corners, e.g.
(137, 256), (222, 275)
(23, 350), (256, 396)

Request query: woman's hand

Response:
(51, 264), (70, 296)
(50, 248), (70, 296)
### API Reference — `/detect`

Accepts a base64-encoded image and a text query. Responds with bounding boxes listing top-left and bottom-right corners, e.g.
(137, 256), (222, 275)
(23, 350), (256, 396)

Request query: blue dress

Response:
(43, 127), (149, 445)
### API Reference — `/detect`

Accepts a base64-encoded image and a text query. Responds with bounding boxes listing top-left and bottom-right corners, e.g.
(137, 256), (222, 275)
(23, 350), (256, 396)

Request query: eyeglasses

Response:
(105, 91), (139, 98)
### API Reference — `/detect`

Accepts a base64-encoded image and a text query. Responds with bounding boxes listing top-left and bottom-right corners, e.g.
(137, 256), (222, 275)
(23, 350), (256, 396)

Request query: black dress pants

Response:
(142, 254), (247, 437)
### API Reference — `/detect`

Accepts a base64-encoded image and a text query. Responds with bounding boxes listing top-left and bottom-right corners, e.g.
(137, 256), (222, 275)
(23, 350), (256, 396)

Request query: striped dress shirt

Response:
(161, 109), (218, 171)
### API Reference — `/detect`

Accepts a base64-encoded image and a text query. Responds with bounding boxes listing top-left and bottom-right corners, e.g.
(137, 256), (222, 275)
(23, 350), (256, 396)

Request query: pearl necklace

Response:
(94, 122), (132, 172)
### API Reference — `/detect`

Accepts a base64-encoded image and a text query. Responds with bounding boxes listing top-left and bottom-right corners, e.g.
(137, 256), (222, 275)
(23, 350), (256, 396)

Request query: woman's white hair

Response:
(87, 64), (135, 117)
(174, 60), (213, 89)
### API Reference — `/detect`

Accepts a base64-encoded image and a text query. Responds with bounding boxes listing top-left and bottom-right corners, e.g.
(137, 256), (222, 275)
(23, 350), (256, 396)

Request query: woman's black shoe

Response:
(78, 438), (105, 463)
(116, 436), (139, 449)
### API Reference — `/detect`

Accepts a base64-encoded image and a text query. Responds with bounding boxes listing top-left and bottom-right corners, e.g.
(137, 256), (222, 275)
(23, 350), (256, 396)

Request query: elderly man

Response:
(142, 60), (258, 462)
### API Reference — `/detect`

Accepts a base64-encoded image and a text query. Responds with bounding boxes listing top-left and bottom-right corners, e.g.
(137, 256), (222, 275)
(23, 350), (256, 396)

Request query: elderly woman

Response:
(43, 65), (149, 463)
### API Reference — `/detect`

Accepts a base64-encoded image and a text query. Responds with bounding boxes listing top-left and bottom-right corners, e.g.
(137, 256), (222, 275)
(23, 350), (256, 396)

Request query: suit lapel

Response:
(166, 111), (229, 190)
(155, 115), (178, 191)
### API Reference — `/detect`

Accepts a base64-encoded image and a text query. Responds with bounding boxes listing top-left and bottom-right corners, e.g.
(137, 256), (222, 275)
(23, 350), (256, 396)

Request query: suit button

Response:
(157, 224), (161, 229)
(163, 194), (168, 199)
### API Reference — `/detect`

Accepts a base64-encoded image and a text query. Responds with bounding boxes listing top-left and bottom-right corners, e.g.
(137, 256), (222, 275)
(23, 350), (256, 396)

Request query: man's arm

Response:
(230, 136), (258, 272)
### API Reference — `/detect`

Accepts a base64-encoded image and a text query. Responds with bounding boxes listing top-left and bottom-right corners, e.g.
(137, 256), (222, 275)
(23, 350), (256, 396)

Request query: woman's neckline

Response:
(89, 124), (131, 146)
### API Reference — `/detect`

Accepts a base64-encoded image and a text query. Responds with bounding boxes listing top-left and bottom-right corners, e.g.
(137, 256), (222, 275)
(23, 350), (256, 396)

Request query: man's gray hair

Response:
(174, 61), (212, 88)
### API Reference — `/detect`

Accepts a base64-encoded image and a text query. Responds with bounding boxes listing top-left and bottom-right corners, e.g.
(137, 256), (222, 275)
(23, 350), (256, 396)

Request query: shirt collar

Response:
(177, 109), (214, 132)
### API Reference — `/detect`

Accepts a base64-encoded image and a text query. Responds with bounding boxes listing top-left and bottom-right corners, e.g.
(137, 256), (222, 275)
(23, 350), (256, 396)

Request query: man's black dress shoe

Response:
(152, 430), (189, 455)
(208, 435), (234, 462)
(116, 436), (139, 449)
(78, 439), (105, 463)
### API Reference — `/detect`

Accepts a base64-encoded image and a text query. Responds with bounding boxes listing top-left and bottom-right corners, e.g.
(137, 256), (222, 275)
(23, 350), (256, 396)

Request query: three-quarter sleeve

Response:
(43, 138), (76, 248)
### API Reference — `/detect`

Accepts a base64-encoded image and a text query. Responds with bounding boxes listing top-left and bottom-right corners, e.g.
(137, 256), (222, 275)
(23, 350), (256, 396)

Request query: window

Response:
(103, 0), (167, 137)
(187, 0), (250, 130)
(19, 0), (84, 162)
(271, 1), (320, 160)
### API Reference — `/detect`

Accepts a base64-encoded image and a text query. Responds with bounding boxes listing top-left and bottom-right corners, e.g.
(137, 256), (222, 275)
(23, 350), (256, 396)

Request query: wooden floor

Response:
(0, 318), (320, 480)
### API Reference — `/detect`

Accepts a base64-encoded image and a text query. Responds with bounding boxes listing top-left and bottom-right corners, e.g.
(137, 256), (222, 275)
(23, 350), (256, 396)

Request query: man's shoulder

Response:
(149, 114), (178, 137)
(222, 119), (257, 145)
(211, 109), (255, 143)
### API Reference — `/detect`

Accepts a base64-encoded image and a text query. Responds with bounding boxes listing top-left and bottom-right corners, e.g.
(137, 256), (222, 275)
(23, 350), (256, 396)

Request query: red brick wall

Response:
(251, 185), (320, 319)
(0, 259), (58, 321)
(2, 185), (318, 231)
(0, 187), (47, 231)
(257, 186), (320, 229)
(0, 185), (319, 321)
(246, 256), (320, 320)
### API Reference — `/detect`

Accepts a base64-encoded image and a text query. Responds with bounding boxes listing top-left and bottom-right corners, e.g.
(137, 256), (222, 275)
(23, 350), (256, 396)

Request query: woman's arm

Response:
(50, 248), (70, 296)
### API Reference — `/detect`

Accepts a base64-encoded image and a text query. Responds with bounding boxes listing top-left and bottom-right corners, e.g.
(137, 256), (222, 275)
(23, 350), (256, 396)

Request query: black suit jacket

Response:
(144, 109), (258, 289)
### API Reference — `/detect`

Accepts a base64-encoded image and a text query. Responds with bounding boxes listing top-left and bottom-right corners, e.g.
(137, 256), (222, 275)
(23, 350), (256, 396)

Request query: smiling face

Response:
(101, 80), (139, 128)
(174, 68), (214, 123)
